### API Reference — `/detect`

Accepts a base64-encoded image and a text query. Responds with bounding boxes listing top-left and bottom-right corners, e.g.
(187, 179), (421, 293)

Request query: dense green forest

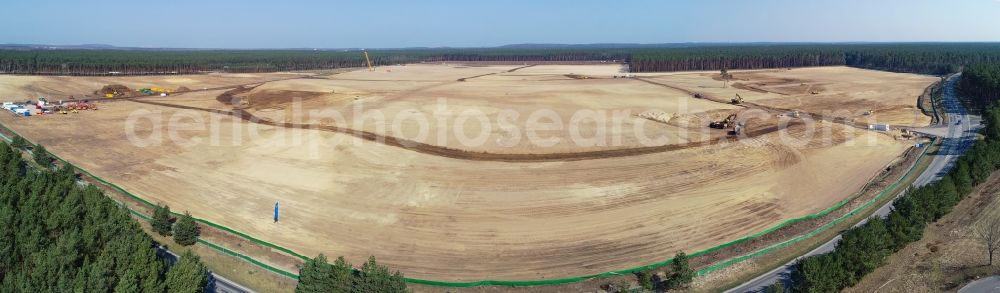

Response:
(960, 63), (1000, 110)
(0, 141), (207, 292)
(0, 50), (403, 75)
(628, 46), (846, 72)
(3, 43), (1000, 75)
(788, 63), (1000, 292)
(844, 44), (1000, 75)
(631, 43), (1000, 74)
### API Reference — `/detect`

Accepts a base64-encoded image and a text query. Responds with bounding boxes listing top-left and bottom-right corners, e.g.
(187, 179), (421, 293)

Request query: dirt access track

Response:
(635, 66), (937, 127)
(0, 64), (934, 282)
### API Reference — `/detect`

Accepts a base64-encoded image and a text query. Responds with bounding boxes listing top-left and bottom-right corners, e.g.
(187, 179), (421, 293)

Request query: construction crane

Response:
(363, 50), (374, 71)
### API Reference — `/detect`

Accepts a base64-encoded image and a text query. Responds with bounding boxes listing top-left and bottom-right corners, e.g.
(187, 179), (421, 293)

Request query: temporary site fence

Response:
(0, 121), (935, 287)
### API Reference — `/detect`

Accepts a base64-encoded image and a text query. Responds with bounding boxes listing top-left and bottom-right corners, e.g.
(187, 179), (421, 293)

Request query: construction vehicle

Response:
(77, 100), (97, 110)
(709, 113), (738, 129)
(709, 113), (745, 137)
(363, 50), (374, 72)
(731, 93), (744, 104)
(150, 87), (173, 94)
(731, 122), (744, 137)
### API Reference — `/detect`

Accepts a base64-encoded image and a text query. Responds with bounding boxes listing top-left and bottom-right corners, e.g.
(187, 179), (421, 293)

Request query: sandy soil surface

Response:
(0, 72), (308, 100)
(0, 66), (924, 281)
(638, 66), (938, 127)
(224, 64), (739, 154)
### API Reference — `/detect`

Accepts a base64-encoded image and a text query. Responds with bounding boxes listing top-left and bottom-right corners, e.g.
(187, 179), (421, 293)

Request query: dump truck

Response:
(730, 122), (744, 137)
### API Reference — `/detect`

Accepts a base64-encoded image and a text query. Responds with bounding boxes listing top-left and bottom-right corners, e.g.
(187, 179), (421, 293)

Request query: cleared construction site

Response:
(0, 64), (937, 281)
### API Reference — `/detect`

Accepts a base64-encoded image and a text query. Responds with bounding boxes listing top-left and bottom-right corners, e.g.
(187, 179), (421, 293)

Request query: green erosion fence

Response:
(0, 120), (935, 287)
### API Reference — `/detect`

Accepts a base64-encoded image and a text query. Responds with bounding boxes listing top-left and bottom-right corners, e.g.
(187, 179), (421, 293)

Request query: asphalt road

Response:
(959, 276), (1000, 293)
(155, 245), (256, 293)
(725, 73), (981, 293)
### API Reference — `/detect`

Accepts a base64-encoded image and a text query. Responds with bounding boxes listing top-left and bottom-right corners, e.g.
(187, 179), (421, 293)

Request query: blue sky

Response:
(1, 0), (998, 48)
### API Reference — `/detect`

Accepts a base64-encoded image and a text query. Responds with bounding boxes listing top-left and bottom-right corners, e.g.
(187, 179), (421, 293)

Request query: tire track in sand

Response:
(124, 86), (802, 162)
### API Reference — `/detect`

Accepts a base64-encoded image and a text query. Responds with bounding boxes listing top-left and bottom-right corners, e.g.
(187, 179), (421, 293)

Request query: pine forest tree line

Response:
(0, 140), (208, 293)
(4, 43), (1000, 76)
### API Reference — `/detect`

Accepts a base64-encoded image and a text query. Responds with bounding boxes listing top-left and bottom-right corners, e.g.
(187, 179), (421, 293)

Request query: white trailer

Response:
(868, 124), (890, 131)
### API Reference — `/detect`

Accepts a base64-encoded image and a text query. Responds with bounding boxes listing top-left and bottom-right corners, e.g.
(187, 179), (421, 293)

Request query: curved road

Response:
(725, 73), (981, 292)
(155, 245), (256, 293)
(959, 276), (1000, 293)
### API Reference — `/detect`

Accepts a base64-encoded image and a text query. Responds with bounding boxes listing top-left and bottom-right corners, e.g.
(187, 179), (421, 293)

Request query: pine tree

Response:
(114, 269), (140, 293)
(165, 251), (208, 293)
(140, 261), (166, 293)
(954, 162), (974, 196)
(935, 177), (960, 218)
(665, 251), (694, 289)
(332, 256), (355, 293)
(173, 212), (200, 246)
(152, 205), (173, 236)
(353, 256), (407, 293)
(972, 156), (993, 184)
(297, 254), (337, 293)
(33, 143), (51, 167)
(10, 135), (27, 150)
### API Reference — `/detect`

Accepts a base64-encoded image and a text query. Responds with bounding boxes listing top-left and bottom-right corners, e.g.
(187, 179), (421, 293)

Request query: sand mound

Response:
(97, 84), (132, 96)
(636, 111), (675, 124)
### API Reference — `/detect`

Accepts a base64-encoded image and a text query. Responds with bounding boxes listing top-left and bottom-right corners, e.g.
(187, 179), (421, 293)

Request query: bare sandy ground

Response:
(638, 66), (938, 127)
(0, 72), (308, 100)
(233, 64), (737, 154)
(0, 65), (925, 281)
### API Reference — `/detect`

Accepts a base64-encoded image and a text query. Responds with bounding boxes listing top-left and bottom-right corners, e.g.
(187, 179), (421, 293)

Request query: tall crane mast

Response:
(363, 49), (374, 71)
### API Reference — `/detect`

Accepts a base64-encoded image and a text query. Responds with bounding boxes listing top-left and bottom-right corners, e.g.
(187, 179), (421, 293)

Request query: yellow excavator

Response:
(709, 112), (744, 137)
(363, 50), (374, 71)
(709, 113), (738, 129)
(731, 93), (744, 104)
